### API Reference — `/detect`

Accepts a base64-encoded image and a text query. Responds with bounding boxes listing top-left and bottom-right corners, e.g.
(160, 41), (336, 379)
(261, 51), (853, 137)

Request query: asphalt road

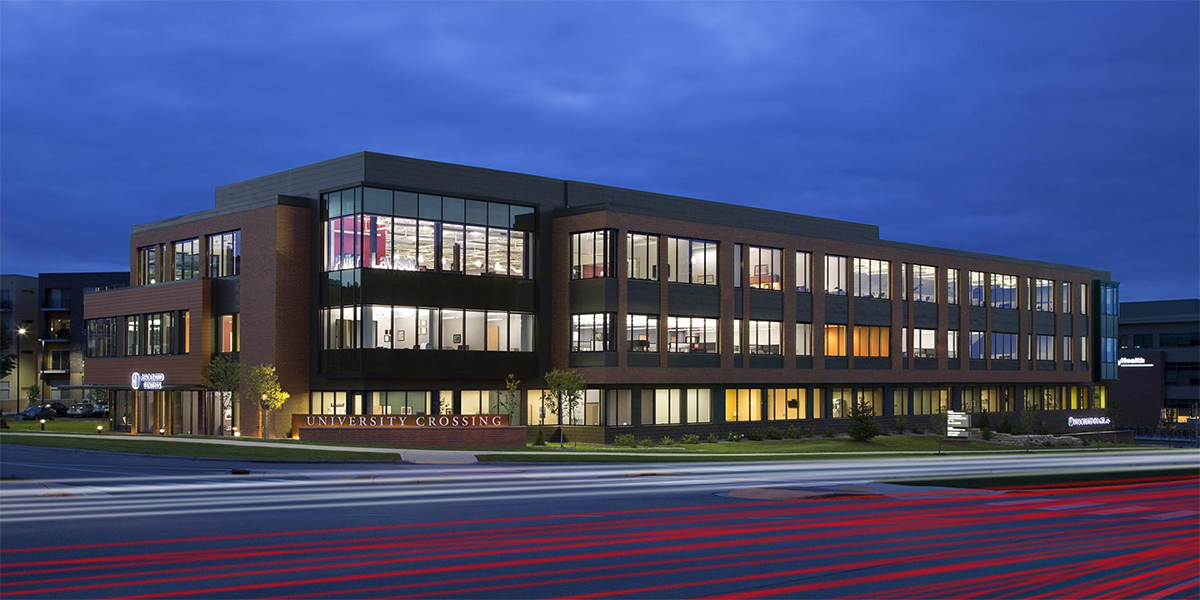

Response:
(1, 446), (1197, 599)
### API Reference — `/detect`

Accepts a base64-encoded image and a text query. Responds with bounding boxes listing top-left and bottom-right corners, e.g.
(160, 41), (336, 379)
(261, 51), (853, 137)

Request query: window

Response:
(724, 388), (762, 422)
(627, 233), (659, 280)
(627, 314), (658, 352)
(855, 388), (884, 418)
(912, 265), (937, 303)
(911, 389), (948, 415)
(86, 317), (120, 357)
(946, 268), (959, 305)
(686, 389), (711, 423)
(173, 239), (200, 281)
(796, 251), (812, 293)
(352, 307), (529, 352)
(1161, 332), (1200, 347)
(1165, 362), (1200, 387)
(1036, 334), (1054, 361)
(667, 237), (718, 285)
(748, 320), (782, 355)
(913, 329), (936, 359)
(321, 306), (360, 349)
(948, 330), (959, 359)
(1035, 279), (1054, 312)
(1061, 282), (1071, 313)
(853, 326), (890, 358)
(1080, 283), (1088, 315)
(1062, 336), (1072, 361)
(733, 319), (741, 354)
(831, 388), (853, 418)
(969, 331), (985, 359)
(1080, 335), (1088, 362)
(748, 246), (782, 290)
(734, 244), (742, 288)
(125, 316), (141, 357)
(571, 313), (612, 352)
(796, 323), (813, 356)
(1101, 284), (1119, 316)
(825, 255), (847, 295)
(968, 271), (985, 306)
(137, 246), (158, 285)
(990, 274), (1018, 309)
(991, 333), (1017, 360)
(207, 231), (240, 278)
(367, 391), (428, 416)
(46, 349), (69, 371)
(667, 317), (719, 353)
(571, 230), (613, 279)
(608, 390), (633, 427)
(767, 388), (810, 420)
(852, 258), (889, 299)
(900, 263), (907, 300)
(824, 325), (847, 357)
(219, 314), (240, 353)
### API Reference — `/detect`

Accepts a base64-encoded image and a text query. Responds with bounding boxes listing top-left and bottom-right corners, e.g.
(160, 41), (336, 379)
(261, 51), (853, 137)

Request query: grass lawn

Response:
(2, 419), (110, 434)
(0, 433), (402, 461)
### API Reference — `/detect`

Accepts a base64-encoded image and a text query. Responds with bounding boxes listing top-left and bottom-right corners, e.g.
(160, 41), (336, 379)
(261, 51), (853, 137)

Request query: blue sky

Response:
(2, 2), (1197, 301)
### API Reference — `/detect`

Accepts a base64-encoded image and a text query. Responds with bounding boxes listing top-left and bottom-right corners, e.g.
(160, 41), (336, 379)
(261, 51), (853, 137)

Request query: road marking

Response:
(1142, 510), (1198, 521)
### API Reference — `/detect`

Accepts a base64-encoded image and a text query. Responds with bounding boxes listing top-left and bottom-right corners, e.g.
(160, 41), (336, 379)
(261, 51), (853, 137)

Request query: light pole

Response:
(16, 328), (26, 408)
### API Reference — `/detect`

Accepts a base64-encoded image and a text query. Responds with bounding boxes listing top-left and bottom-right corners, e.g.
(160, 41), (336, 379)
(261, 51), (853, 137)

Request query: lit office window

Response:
(1061, 282), (1071, 313)
(571, 313), (612, 352)
(734, 244), (742, 288)
(991, 333), (1017, 360)
(853, 326), (890, 358)
(825, 255), (847, 295)
(767, 388), (810, 420)
(748, 246), (782, 290)
(219, 314), (240, 353)
(748, 320), (782, 355)
(137, 246), (158, 285)
(990, 274), (1018, 309)
(947, 268), (959, 305)
(207, 231), (241, 278)
(666, 317), (719, 353)
(853, 258), (889, 299)
(1080, 283), (1088, 315)
(1062, 336), (1072, 361)
(1035, 279), (1054, 312)
(947, 330), (959, 359)
(686, 389), (711, 423)
(173, 238), (200, 281)
(912, 265), (937, 303)
(724, 388), (762, 422)
(795, 323), (813, 357)
(733, 319), (741, 354)
(627, 233), (659, 281)
(626, 314), (659, 352)
(125, 316), (141, 357)
(824, 325), (847, 357)
(571, 230), (613, 279)
(796, 251), (812, 293)
(913, 329), (936, 358)
(968, 271), (985, 307)
(666, 237), (718, 285)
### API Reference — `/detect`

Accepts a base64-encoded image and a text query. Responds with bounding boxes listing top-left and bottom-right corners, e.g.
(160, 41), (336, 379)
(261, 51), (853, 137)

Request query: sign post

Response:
(947, 410), (971, 439)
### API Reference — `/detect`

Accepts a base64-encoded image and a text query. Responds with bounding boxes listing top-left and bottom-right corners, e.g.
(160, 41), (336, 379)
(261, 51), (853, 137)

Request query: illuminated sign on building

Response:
(131, 372), (165, 390)
(1118, 357), (1155, 368)
(1067, 416), (1111, 427)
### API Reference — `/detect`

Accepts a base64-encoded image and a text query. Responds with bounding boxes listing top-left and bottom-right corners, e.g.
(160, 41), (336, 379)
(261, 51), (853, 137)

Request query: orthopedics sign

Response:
(131, 372), (165, 391)
(1067, 416), (1111, 427)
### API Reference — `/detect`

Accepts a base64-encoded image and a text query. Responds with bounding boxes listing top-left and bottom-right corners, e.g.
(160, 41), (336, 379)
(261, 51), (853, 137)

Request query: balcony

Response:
(0, 299), (11, 311)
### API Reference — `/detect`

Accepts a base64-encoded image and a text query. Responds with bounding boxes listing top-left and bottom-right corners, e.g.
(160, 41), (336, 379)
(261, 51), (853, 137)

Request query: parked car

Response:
(45, 402), (70, 417)
(94, 402), (111, 417)
(14, 406), (55, 421)
(67, 403), (95, 418)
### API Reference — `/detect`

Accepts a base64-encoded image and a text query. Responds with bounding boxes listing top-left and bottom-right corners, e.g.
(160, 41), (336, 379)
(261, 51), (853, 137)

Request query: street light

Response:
(15, 328), (26, 409)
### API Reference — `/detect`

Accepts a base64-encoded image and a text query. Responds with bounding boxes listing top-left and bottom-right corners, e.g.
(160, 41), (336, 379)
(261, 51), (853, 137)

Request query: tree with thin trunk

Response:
(498, 373), (521, 423)
(0, 322), (16, 381)
(202, 355), (242, 437)
(246, 364), (289, 439)
(543, 368), (586, 448)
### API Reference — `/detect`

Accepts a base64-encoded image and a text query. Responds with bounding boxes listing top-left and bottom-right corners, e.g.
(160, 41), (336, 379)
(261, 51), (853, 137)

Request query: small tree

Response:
(543, 368), (586, 448)
(0, 322), (16, 381)
(1104, 399), (1122, 428)
(245, 364), (289, 439)
(25, 382), (40, 409)
(498, 373), (522, 423)
(847, 397), (882, 442)
(928, 411), (948, 436)
(1019, 394), (1040, 439)
(202, 355), (242, 437)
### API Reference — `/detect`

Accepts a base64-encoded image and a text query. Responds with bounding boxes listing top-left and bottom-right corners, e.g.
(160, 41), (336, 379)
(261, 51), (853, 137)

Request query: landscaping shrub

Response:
(928, 412), (948, 436)
(1041, 439), (1055, 448)
(764, 426), (783, 440)
(981, 427), (994, 441)
(893, 416), (910, 434)
(707, 433), (720, 444)
(847, 399), (882, 442)
(977, 411), (992, 431)
(785, 425), (801, 439)
(614, 433), (637, 448)
(727, 431), (740, 442)
(997, 415), (1012, 434)
(659, 435), (676, 446)
(911, 425), (925, 434)
(823, 426), (836, 438)
(801, 424), (816, 438)
(681, 434), (700, 445)
(639, 437), (656, 447)
(534, 428), (546, 446)
(746, 429), (764, 441)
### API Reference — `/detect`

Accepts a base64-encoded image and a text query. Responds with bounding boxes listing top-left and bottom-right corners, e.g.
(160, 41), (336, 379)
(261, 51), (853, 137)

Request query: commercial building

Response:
(1114, 299), (1200, 426)
(36, 272), (130, 404)
(82, 152), (1120, 441)
(1, 274), (38, 413)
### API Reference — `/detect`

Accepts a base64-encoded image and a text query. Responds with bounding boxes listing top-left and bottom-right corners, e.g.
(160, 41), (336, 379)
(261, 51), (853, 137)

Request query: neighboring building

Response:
(1114, 299), (1200, 426)
(82, 152), (1120, 440)
(36, 272), (130, 405)
(1, 274), (38, 413)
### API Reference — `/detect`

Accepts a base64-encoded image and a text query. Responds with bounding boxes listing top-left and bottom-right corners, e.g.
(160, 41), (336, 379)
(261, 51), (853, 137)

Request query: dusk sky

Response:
(2, 2), (1196, 301)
